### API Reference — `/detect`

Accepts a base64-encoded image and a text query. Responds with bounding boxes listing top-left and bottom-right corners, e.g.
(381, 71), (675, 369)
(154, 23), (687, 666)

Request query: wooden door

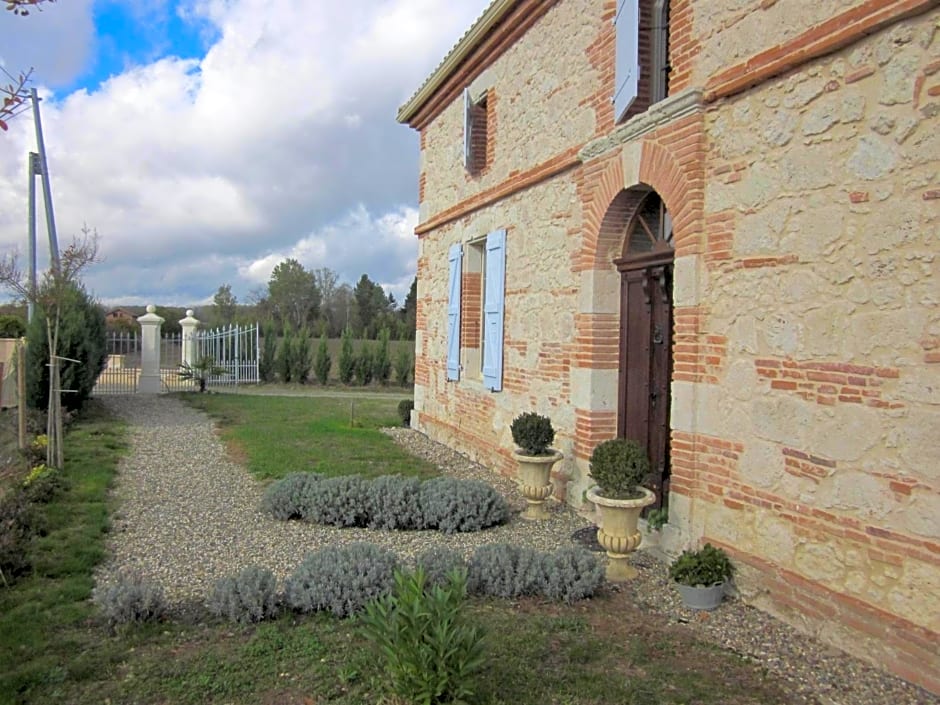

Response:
(619, 260), (672, 508)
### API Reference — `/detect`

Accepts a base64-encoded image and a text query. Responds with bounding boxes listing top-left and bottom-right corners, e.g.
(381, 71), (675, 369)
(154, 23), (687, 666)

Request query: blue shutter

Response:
(463, 88), (473, 170)
(446, 243), (462, 381)
(614, 0), (639, 122)
(482, 229), (506, 391)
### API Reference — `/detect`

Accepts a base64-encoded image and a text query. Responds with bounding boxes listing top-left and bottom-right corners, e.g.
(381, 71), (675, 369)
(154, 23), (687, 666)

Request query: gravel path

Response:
(96, 395), (937, 705)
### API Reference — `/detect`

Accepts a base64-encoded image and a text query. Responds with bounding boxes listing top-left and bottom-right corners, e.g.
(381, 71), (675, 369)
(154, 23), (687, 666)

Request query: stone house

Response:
(397, 0), (939, 692)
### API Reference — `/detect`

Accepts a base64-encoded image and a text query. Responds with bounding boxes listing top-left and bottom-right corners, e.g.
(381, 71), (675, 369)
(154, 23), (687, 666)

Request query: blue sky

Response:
(0, 0), (490, 307)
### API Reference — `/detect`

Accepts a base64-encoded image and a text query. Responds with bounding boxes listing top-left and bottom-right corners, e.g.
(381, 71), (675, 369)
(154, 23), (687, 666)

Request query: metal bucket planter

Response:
(676, 582), (726, 611)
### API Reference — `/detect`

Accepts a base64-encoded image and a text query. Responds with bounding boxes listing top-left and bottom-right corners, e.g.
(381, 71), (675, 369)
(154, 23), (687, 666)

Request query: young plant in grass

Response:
(177, 356), (227, 393)
(338, 326), (355, 384)
(359, 567), (486, 705)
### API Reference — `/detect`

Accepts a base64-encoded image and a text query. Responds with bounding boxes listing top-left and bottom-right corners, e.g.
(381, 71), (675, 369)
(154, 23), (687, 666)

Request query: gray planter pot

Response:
(676, 581), (726, 611)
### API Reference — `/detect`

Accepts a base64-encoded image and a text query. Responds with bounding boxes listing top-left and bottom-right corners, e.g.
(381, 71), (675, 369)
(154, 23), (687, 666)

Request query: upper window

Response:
(463, 88), (489, 175)
(614, 0), (640, 122)
(615, 0), (671, 123)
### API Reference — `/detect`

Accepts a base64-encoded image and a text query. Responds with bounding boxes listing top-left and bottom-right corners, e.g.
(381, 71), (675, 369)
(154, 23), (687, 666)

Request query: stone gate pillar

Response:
(179, 309), (199, 367)
(137, 304), (164, 394)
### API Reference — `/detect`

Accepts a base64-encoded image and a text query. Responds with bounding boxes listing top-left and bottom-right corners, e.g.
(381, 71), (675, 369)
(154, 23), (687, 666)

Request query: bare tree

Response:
(1, 0), (56, 131)
(0, 226), (99, 468)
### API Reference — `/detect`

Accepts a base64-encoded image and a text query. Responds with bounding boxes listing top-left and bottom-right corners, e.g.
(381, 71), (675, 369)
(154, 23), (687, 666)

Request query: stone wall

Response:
(669, 8), (940, 688)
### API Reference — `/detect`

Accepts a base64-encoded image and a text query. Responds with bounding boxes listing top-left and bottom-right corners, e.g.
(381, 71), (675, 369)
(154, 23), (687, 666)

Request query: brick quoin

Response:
(667, 0), (700, 93)
(573, 408), (617, 460)
(672, 308), (726, 383)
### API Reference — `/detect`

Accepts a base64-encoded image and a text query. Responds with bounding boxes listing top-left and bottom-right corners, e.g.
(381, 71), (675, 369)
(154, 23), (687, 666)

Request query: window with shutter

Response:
(446, 244), (463, 381)
(614, 0), (640, 122)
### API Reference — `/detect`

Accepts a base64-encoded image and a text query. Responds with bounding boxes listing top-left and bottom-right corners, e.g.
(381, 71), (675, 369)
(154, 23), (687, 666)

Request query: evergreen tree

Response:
(355, 342), (374, 386)
(338, 326), (355, 384)
(26, 282), (107, 412)
(394, 345), (413, 387)
(277, 329), (294, 383)
(314, 334), (331, 385)
(259, 322), (278, 382)
(373, 327), (391, 385)
(292, 328), (312, 383)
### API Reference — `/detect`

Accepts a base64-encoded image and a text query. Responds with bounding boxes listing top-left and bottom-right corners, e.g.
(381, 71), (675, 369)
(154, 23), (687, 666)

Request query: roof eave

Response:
(396, 0), (517, 127)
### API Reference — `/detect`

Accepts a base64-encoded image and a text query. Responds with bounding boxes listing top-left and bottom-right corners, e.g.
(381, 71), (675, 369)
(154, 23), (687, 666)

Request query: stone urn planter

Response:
(587, 438), (656, 581)
(586, 485), (655, 580)
(513, 449), (563, 520)
(509, 411), (561, 520)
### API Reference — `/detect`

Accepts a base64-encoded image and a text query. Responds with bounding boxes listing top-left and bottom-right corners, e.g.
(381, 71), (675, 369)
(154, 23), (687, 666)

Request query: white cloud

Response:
(0, 0), (489, 306)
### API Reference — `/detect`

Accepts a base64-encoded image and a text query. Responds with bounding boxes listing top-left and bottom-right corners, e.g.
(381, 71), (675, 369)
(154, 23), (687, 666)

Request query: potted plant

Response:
(510, 412), (563, 520)
(585, 438), (656, 580)
(668, 543), (734, 610)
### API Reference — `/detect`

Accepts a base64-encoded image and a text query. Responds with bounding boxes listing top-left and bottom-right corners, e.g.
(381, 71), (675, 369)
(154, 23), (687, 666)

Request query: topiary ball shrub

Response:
(261, 472), (318, 520)
(467, 544), (546, 599)
(588, 438), (650, 500)
(302, 476), (371, 527)
(367, 475), (424, 530)
(415, 546), (467, 589)
(420, 477), (510, 534)
(207, 565), (280, 623)
(397, 399), (414, 427)
(94, 569), (166, 626)
(509, 412), (555, 456)
(541, 546), (604, 604)
(285, 542), (399, 617)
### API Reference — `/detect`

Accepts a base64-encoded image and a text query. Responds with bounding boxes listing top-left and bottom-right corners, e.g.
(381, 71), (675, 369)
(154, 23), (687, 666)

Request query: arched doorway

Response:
(615, 189), (673, 509)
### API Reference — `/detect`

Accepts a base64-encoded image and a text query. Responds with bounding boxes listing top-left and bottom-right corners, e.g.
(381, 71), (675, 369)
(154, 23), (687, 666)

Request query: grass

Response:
(182, 393), (437, 480)
(0, 393), (792, 704)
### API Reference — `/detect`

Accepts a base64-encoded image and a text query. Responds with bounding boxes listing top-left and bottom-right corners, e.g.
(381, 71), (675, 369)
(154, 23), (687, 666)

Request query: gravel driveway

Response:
(96, 394), (937, 705)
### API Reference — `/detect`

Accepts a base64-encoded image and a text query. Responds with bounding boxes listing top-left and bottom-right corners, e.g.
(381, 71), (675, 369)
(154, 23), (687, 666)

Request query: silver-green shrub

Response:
(302, 476), (370, 527)
(415, 546), (466, 589)
(467, 544), (545, 598)
(207, 566), (279, 623)
(541, 547), (604, 604)
(420, 477), (509, 534)
(284, 542), (399, 617)
(467, 544), (603, 602)
(94, 569), (166, 625)
(261, 472), (317, 520)
(367, 475), (423, 530)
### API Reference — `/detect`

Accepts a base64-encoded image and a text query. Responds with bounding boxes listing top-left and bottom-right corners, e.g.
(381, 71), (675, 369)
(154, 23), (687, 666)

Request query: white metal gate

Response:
(195, 323), (261, 388)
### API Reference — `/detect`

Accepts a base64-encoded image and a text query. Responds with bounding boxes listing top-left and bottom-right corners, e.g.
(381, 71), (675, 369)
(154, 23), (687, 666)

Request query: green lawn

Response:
(182, 393), (437, 480)
(0, 394), (791, 705)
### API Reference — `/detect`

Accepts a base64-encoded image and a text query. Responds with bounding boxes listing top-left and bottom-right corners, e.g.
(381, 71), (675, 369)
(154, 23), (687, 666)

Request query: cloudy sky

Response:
(0, 0), (490, 307)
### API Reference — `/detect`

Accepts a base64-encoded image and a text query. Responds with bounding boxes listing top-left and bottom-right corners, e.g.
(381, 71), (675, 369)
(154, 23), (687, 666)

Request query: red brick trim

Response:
(755, 357), (904, 409)
(704, 539), (940, 695)
(703, 0), (938, 103)
(415, 146), (581, 236)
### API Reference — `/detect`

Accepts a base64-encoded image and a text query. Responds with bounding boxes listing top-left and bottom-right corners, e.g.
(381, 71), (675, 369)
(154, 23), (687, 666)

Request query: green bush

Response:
(0, 492), (42, 584)
(588, 438), (650, 500)
(509, 412), (555, 456)
(26, 283), (107, 412)
(0, 314), (26, 338)
(314, 334), (331, 385)
(668, 543), (734, 587)
(338, 327), (355, 384)
(360, 568), (485, 705)
(397, 399), (414, 426)
(291, 328), (312, 383)
(394, 345), (412, 386)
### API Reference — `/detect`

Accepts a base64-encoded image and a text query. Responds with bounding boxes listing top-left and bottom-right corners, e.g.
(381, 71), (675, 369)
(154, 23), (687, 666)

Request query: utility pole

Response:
(27, 152), (39, 322)
(30, 88), (59, 271)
